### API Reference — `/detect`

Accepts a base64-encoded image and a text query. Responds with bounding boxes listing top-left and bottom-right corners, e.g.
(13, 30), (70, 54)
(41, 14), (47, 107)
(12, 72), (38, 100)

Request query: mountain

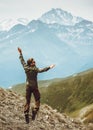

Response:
(0, 87), (91, 130)
(39, 8), (93, 45)
(0, 8), (93, 88)
(11, 68), (93, 124)
(0, 18), (29, 31)
(39, 8), (83, 25)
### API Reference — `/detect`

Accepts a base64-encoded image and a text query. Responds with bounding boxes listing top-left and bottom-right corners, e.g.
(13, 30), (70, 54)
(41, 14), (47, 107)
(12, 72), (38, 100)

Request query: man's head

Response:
(27, 58), (36, 67)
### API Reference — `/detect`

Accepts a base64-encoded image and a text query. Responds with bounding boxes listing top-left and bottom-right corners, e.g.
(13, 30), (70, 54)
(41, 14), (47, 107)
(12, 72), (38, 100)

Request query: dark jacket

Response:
(19, 54), (50, 87)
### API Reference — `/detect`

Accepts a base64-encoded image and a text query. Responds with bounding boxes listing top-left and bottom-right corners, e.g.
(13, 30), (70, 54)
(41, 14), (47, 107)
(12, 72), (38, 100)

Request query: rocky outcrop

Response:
(0, 88), (92, 130)
(79, 104), (93, 124)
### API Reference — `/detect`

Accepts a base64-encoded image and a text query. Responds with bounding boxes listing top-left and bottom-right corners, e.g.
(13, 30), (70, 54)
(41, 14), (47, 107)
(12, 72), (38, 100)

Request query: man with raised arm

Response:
(18, 47), (55, 123)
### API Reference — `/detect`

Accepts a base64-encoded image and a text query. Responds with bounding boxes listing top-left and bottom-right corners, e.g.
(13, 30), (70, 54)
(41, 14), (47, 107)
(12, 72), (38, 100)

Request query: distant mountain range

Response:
(0, 8), (93, 88)
(0, 18), (29, 31)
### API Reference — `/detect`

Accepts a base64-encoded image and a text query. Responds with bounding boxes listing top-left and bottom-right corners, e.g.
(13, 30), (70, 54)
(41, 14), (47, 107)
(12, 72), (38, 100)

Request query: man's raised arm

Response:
(18, 47), (29, 72)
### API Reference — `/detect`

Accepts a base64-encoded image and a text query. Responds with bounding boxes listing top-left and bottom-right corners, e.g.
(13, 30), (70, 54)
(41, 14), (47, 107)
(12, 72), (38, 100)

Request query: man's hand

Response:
(18, 47), (22, 54)
(49, 64), (55, 69)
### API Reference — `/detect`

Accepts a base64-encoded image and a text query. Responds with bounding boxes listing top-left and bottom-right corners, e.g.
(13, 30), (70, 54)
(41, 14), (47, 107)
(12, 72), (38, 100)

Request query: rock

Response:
(0, 88), (90, 130)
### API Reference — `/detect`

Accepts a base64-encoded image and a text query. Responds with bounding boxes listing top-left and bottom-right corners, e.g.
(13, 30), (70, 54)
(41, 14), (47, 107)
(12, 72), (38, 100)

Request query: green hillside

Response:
(11, 69), (93, 116)
(40, 69), (93, 113)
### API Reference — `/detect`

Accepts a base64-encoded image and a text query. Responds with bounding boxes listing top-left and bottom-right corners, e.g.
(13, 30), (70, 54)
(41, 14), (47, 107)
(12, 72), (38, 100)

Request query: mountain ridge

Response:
(0, 18), (29, 31)
(39, 8), (83, 26)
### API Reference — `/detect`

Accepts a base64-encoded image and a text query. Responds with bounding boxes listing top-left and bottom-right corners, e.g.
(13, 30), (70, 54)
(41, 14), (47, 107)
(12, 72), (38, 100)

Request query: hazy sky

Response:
(0, 0), (93, 21)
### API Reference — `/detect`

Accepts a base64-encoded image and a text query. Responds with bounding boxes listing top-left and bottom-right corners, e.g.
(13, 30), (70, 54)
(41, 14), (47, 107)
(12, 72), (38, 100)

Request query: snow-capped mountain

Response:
(0, 18), (29, 31)
(39, 8), (93, 45)
(0, 8), (93, 88)
(39, 8), (83, 25)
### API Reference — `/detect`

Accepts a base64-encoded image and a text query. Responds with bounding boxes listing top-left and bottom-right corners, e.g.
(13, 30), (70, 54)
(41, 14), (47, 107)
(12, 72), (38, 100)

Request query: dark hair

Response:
(27, 58), (34, 66)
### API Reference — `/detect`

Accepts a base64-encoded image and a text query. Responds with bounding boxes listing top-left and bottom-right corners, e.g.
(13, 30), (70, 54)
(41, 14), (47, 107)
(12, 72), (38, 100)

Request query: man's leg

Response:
(24, 85), (32, 123)
(32, 88), (40, 120)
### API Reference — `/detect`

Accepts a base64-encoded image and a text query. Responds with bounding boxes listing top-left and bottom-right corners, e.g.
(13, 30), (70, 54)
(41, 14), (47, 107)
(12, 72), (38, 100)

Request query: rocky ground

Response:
(0, 88), (93, 130)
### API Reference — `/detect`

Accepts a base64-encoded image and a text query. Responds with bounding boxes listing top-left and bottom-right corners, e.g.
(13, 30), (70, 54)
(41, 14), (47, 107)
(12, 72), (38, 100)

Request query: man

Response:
(18, 47), (55, 123)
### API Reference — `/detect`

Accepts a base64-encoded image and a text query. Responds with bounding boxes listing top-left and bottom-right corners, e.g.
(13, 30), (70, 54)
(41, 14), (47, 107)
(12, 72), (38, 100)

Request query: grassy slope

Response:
(11, 69), (93, 116)
(40, 69), (93, 113)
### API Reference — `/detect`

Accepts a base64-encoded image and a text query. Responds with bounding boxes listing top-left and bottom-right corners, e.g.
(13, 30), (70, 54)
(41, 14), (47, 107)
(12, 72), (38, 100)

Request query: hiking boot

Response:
(32, 108), (39, 120)
(24, 113), (29, 124)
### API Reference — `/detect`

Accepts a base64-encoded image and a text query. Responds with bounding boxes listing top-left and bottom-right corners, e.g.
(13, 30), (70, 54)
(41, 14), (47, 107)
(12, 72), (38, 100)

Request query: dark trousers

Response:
(24, 85), (40, 113)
